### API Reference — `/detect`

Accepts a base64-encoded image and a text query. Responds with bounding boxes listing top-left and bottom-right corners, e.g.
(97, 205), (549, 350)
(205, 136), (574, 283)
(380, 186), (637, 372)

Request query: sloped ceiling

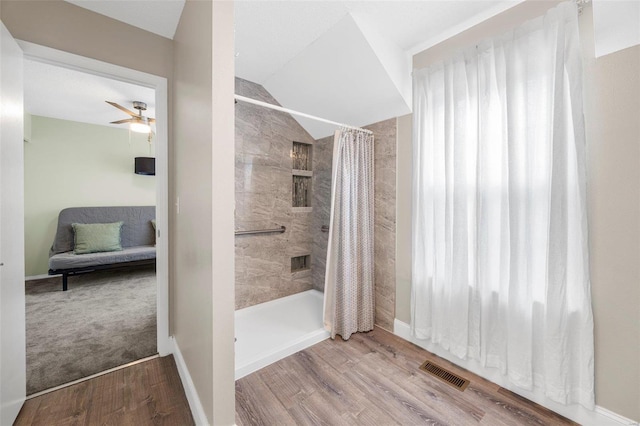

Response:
(64, 0), (185, 39)
(592, 0), (640, 57)
(235, 1), (521, 138)
(262, 14), (411, 139)
(41, 1), (525, 139)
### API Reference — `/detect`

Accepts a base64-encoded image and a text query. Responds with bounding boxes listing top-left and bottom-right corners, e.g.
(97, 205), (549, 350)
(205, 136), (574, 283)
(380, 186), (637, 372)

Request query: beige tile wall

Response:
(235, 78), (315, 310)
(311, 134), (333, 292)
(367, 119), (397, 331)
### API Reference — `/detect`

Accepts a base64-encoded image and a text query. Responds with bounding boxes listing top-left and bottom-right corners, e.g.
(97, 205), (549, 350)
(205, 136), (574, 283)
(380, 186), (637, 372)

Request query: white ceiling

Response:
(235, 1), (521, 138)
(24, 59), (156, 129)
(235, 1), (518, 85)
(64, 0), (185, 39)
(37, 1), (524, 138)
(592, 0), (640, 57)
(262, 14), (413, 138)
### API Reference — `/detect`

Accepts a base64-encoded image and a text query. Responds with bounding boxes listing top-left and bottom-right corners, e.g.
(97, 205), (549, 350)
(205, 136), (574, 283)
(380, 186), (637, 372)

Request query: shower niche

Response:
(292, 141), (313, 210)
(291, 254), (311, 272)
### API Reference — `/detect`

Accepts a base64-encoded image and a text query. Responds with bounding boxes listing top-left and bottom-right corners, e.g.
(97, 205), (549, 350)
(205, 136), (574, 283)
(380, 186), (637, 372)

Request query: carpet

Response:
(25, 267), (157, 395)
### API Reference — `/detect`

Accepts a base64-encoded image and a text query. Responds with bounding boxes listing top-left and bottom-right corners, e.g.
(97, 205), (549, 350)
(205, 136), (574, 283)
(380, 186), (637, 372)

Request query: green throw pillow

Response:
(72, 222), (123, 254)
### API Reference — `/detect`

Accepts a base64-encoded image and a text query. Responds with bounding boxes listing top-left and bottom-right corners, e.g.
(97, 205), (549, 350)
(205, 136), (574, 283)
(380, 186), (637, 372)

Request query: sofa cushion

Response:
(72, 222), (123, 254)
(50, 206), (155, 256)
(49, 246), (156, 271)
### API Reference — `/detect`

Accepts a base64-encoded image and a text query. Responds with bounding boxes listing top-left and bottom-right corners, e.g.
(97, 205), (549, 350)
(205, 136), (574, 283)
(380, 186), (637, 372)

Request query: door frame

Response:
(19, 41), (171, 355)
(1, 21), (26, 425)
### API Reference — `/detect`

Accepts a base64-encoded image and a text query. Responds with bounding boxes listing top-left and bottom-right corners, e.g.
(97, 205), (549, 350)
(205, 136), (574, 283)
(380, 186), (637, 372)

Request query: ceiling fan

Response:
(106, 100), (155, 137)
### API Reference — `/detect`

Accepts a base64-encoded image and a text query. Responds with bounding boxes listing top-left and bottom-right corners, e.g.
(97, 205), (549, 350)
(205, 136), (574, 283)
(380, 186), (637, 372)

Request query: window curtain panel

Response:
(411, 1), (594, 409)
(324, 128), (375, 340)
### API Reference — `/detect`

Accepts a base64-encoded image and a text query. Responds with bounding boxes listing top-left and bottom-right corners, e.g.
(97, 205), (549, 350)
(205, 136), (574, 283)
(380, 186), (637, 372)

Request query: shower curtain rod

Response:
(234, 94), (374, 135)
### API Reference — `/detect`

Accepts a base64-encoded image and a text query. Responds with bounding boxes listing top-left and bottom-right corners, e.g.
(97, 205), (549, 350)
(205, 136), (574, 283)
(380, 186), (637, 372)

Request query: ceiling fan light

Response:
(130, 121), (151, 134)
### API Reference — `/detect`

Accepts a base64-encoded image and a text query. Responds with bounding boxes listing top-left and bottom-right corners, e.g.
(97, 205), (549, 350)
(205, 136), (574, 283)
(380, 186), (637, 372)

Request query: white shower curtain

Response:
(324, 128), (375, 340)
(412, 1), (594, 408)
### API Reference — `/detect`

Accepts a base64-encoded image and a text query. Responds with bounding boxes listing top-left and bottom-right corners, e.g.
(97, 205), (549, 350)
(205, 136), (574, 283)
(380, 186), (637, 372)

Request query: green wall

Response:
(24, 115), (156, 276)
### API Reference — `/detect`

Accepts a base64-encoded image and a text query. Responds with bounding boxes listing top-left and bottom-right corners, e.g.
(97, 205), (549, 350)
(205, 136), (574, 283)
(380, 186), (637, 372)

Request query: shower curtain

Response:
(324, 128), (375, 340)
(411, 1), (594, 409)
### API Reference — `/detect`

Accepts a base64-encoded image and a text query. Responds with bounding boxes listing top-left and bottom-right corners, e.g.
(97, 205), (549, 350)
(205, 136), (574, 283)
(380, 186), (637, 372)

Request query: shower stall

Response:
(234, 77), (397, 379)
(234, 78), (332, 379)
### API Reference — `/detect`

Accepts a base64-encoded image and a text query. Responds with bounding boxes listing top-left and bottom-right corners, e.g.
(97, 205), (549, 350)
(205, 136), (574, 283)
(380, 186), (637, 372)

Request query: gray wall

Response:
(395, 114), (412, 324)
(396, 1), (640, 421)
(582, 11), (640, 422)
(173, 1), (235, 423)
(172, 1), (214, 421)
(235, 78), (315, 310)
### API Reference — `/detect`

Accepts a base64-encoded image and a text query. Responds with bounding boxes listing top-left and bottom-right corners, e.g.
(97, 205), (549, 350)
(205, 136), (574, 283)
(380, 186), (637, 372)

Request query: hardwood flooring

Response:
(15, 355), (194, 426)
(236, 327), (576, 426)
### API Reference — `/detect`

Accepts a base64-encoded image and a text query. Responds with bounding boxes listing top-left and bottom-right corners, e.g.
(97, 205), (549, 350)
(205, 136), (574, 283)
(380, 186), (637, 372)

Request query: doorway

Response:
(20, 41), (170, 394)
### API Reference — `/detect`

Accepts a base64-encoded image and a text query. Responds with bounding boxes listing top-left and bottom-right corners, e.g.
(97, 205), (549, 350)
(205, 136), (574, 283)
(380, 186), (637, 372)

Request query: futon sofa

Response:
(48, 206), (156, 291)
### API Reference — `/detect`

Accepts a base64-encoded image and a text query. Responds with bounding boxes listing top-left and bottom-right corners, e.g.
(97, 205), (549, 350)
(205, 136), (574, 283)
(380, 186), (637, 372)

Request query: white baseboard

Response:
(170, 337), (210, 426)
(25, 273), (59, 281)
(394, 319), (638, 426)
(595, 406), (639, 426)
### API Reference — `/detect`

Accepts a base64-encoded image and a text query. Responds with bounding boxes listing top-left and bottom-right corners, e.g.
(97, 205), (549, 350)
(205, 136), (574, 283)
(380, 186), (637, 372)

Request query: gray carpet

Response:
(26, 267), (157, 395)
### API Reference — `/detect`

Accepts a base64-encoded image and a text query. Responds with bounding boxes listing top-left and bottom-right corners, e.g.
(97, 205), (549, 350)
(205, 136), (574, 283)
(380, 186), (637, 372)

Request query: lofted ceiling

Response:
(234, 1), (519, 84)
(41, 1), (524, 138)
(235, 1), (522, 138)
(64, 0), (185, 39)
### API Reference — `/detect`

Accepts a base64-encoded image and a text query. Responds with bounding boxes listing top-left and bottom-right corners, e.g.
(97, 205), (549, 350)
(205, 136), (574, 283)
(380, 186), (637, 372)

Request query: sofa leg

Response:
(62, 274), (68, 291)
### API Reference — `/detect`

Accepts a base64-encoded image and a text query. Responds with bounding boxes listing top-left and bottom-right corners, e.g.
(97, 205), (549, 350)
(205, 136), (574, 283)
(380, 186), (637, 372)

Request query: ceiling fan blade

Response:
(148, 118), (156, 123)
(110, 119), (134, 125)
(105, 101), (137, 117)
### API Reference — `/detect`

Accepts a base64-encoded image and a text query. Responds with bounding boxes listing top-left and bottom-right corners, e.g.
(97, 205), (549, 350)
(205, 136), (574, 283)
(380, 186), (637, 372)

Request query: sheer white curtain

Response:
(324, 128), (375, 340)
(412, 1), (594, 408)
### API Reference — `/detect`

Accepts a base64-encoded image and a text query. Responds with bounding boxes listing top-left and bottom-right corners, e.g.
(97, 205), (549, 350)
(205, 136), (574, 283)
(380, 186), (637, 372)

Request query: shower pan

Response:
(235, 290), (328, 379)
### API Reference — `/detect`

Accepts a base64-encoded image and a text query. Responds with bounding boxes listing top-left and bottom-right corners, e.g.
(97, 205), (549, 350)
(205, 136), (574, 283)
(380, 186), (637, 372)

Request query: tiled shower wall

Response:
(312, 119), (397, 330)
(235, 78), (316, 310)
(368, 119), (397, 331)
(311, 133), (333, 292)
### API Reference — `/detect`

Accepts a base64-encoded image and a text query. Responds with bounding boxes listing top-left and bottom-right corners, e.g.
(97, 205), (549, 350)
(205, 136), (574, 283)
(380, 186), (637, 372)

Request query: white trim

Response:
(26, 354), (160, 399)
(595, 406), (639, 426)
(153, 77), (170, 356)
(406, 1), (526, 56)
(17, 40), (170, 356)
(394, 319), (635, 426)
(25, 273), (60, 281)
(170, 337), (210, 426)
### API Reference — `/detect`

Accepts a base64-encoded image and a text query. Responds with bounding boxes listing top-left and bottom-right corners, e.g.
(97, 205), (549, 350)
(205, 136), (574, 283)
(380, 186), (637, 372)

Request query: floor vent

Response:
(419, 360), (470, 391)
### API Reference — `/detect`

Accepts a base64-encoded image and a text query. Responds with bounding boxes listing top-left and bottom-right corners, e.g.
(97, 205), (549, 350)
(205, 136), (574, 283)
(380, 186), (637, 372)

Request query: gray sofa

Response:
(48, 206), (156, 291)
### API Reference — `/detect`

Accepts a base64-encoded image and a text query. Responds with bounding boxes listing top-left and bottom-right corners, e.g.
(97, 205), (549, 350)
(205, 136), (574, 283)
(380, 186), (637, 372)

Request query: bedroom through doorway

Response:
(21, 48), (168, 396)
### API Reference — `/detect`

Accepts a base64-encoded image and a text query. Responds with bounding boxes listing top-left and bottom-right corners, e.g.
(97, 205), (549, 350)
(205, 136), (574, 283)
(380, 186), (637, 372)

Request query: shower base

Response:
(235, 289), (329, 380)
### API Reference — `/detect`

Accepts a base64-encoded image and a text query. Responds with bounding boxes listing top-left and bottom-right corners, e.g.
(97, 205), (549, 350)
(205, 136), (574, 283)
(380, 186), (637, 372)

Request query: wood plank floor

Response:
(15, 355), (194, 426)
(236, 327), (576, 426)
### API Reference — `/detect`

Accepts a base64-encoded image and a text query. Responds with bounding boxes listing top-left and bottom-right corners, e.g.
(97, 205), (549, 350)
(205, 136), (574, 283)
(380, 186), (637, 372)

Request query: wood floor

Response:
(15, 355), (193, 426)
(236, 327), (576, 426)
